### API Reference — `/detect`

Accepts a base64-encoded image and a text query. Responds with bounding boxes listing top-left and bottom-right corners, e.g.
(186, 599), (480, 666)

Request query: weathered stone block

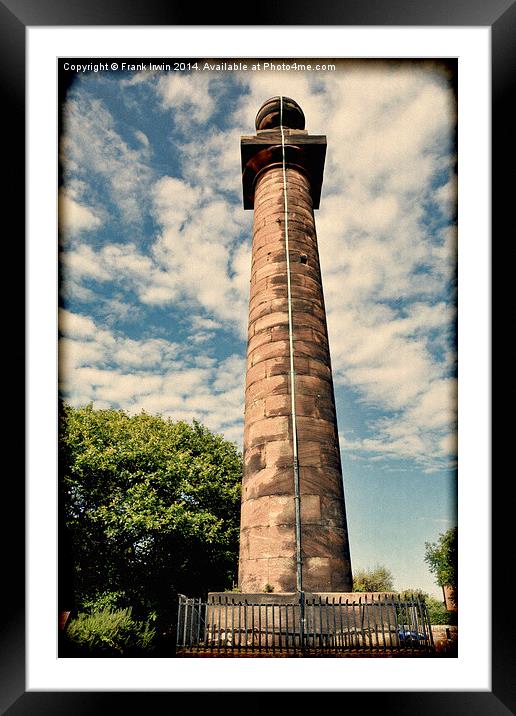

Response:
(243, 444), (265, 473)
(302, 557), (332, 592)
(253, 261), (288, 285)
(252, 228), (283, 251)
(267, 273), (289, 287)
(253, 311), (290, 334)
(308, 358), (332, 380)
(293, 340), (329, 363)
(266, 558), (298, 592)
(247, 330), (272, 355)
(316, 399), (336, 421)
(296, 416), (336, 443)
(301, 525), (348, 559)
(249, 275), (269, 299)
(243, 524), (296, 559)
(299, 466), (344, 497)
(253, 245), (286, 263)
(291, 393), (318, 417)
(291, 296), (324, 315)
(244, 398), (265, 424)
(247, 415), (290, 447)
(286, 285), (322, 305)
(297, 440), (322, 467)
(300, 494), (321, 524)
(265, 438), (293, 468)
(245, 374), (289, 402)
(288, 263), (320, 283)
(268, 494), (295, 526)
(249, 287), (287, 315)
(264, 356), (295, 377)
(245, 361), (266, 388)
(320, 496), (348, 528)
(238, 528), (251, 560)
(296, 375), (331, 397)
(248, 300), (272, 325)
(248, 296), (288, 324)
(320, 443), (342, 469)
(306, 327), (330, 347)
(242, 467), (294, 500)
(297, 273), (325, 294)
(284, 356), (311, 377)
(238, 562), (267, 592)
(241, 495), (270, 528)
(290, 311), (327, 333)
(264, 393), (293, 417)
(328, 560), (353, 592)
(249, 334), (289, 365)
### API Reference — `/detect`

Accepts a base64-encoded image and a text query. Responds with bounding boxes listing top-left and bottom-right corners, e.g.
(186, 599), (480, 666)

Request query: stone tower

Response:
(239, 96), (352, 594)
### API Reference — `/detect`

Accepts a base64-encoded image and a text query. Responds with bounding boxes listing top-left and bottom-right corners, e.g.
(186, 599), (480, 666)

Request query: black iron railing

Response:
(176, 593), (435, 655)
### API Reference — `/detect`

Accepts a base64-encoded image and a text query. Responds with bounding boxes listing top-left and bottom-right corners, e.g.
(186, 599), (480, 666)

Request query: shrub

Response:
(398, 590), (457, 625)
(65, 607), (156, 656)
(425, 597), (457, 626)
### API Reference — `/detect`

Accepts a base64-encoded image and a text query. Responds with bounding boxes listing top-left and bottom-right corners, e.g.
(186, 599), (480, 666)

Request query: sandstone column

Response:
(239, 97), (352, 594)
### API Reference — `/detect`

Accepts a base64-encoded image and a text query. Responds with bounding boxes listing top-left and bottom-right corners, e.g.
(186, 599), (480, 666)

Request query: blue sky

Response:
(58, 59), (457, 599)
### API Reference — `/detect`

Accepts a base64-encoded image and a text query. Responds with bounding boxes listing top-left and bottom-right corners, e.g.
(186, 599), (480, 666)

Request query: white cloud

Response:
(61, 94), (153, 224)
(156, 73), (217, 127)
(60, 244), (111, 283)
(341, 372), (457, 469)
(190, 316), (222, 331)
(59, 187), (102, 234)
(59, 309), (245, 446)
(61, 173), (252, 337)
(134, 129), (150, 148)
(59, 308), (97, 339)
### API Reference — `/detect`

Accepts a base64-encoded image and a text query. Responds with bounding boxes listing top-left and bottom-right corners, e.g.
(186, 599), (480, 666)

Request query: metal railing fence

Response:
(176, 593), (434, 655)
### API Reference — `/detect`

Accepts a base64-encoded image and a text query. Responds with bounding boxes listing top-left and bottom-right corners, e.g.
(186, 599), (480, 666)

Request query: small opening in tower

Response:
(299, 254), (308, 264)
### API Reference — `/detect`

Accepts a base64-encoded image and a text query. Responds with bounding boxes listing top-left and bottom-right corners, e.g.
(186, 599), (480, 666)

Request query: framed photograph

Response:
(8, 0), (507, 711)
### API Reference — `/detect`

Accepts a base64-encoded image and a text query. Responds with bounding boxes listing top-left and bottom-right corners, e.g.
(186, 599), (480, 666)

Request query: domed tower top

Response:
(255, 96), (305, 131)
(242, 95), (326, 209)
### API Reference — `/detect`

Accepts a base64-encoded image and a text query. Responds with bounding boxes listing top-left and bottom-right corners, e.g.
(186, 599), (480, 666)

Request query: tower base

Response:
(205, 592), (414, 650)
(177, 592), (433, 653)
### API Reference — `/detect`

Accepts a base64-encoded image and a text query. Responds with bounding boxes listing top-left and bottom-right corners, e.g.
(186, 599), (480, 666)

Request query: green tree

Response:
(424, 527), (458, 607)
(353, 564), (395, 592)
(59, 404), (242, 619)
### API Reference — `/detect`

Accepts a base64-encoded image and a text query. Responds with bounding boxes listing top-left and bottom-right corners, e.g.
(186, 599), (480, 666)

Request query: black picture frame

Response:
(6, 0), (508, 712)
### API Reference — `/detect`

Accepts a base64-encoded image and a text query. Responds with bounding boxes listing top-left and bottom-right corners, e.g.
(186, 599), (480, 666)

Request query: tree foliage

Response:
(397, 590), (456, 625)
(424, 527), (458, 606)
(59, 404), (242, 617)
(353, 564), (395, 592)
(425, 596), (457, 625)
(65, 607), (156, 656)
